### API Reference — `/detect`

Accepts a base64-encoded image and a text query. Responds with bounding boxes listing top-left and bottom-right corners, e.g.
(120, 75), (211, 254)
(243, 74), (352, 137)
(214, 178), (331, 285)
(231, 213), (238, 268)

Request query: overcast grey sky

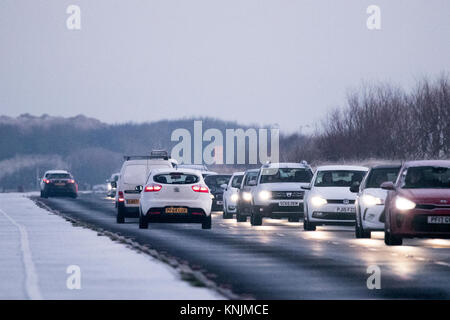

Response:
(0, 0), (449, 132)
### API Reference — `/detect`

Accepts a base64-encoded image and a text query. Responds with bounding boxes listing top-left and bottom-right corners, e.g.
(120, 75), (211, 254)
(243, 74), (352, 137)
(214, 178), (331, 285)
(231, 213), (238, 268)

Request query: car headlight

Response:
(311, 196), (327, 207)
(259, 190), (271, 201)
(361, 194), (383, 207)
(395, 196), (416, 211)
(230, 194), (239, 202)
(242, 192), (252, 202)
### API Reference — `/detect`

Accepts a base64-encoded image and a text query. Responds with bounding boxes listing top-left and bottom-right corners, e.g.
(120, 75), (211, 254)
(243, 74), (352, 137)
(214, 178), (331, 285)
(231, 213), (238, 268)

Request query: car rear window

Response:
(123, 165), (147, 185)
(46, 173), (71, 179)
(153, 173), (200, 185)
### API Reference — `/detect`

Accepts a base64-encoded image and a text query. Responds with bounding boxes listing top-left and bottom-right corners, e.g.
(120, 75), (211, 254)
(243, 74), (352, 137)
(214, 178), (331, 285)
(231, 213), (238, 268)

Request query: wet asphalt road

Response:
(35, 192), (450, 299)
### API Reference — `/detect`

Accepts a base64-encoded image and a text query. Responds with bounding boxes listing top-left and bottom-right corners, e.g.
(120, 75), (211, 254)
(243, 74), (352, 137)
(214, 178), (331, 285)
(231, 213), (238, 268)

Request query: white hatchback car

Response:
(351, 164), (401, 238)
(222, 172), (244, 219)
(138, 168), (213, 229)
(303, 165), (368, 231)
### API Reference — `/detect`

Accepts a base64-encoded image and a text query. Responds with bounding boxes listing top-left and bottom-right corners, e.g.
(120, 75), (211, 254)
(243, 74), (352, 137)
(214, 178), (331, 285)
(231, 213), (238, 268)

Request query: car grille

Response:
(326, 199), (356, 204)
(271, 191), (304, 200)
(312, 211), (355, 220)
(415, 204), (450, 210)
(412, 215), (450, 233)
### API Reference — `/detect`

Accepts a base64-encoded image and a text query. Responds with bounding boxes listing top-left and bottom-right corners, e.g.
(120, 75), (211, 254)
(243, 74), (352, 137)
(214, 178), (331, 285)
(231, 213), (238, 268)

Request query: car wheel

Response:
(202, 215), (212, 229)
(71, 193), (77, 199)
(116, 204), (125, 224)
(250, 207), (263, 226)
(236, 209), (246, 222)
(41, 191), (48, 198)
(222, 202), (232, 219)
(139, 215), (148, 229)
(384, 230), (402, 245)
(303, 204), (316, 231)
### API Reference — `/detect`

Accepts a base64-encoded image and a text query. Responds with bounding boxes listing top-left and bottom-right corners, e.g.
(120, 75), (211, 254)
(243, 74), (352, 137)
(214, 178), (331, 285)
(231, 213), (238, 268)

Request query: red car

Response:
(381, 160), (450, 245)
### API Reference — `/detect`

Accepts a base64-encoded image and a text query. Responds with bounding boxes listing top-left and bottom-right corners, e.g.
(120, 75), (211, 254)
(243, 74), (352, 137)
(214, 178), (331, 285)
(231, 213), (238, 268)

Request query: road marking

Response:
(435, 261), (450, 268)
(0, 208), (43, 300)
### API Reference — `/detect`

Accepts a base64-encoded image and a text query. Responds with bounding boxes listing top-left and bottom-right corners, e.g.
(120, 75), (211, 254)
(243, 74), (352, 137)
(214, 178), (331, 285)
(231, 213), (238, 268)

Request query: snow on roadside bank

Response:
(0, 193), (222, 299)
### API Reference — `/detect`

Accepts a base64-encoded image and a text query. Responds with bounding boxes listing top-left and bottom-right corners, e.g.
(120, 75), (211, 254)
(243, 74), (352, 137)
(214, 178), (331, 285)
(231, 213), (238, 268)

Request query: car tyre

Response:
(202, 215), (212, 229)
(303, 214), (316, 231)
(236, 210), (246, 222)
(116, 204), (125, 224)
(250, 207), (263, 226)
(139, 215), (148, 229)
(384, 230), (402, 246)
(355, 210), (371, 238)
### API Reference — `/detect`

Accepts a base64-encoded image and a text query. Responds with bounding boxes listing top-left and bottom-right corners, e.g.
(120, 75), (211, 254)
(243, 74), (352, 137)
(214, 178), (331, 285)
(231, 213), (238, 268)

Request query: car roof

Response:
(316, 165), (369, 171)
(150, 168), (202, 176)
(232, 171), (245, 176)
(403, 160), (450, 168)
(123, 159), (172, 166)
(370, 164), (402, 170)
(263, 162), (310, 169)
(45, 170), (70, 174)
(245, 168), (260, 174)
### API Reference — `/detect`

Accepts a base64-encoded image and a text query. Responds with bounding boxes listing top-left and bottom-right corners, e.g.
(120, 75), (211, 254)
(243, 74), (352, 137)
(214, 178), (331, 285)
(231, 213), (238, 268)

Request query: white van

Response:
(115, 151), (174, 223)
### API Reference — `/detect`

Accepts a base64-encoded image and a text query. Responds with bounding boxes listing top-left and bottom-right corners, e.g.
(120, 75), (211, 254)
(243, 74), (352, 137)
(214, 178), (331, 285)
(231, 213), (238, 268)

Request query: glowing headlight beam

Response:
(311, 196), (327, 207)
(259, 190), (271, 201)
(361, 194), (383, 207)
(242, 192), (252, 202)
(395, 196), (416, 211)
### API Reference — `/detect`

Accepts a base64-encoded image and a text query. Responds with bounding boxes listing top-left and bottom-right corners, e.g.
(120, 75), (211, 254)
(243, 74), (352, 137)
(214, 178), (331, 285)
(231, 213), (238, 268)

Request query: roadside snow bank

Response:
(0, 193), (221, 299)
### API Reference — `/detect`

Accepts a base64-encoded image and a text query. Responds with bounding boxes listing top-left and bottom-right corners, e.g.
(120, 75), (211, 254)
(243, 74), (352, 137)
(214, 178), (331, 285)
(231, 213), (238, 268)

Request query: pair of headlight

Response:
(242, 190), (271, 202)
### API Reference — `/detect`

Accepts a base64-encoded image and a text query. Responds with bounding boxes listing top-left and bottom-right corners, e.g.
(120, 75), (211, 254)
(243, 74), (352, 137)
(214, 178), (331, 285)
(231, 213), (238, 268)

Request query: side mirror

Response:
(301, 185), (311, 190)
(111, 181), (117, 188)
(349, 183), (360, 193)
(380, 181), (396, 190)
(248, 180), (257, 186)
(220, 184), (228, 190)
(135, 185), (143, 192)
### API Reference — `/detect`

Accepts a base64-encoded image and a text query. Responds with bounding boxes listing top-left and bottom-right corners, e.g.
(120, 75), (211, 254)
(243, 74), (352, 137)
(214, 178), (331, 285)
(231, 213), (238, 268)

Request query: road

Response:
(36, 193), (450, 299)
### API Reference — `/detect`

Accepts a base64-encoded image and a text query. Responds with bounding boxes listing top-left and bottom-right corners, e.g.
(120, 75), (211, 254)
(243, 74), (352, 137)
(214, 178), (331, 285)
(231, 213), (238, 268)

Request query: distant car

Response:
(107, 172), (120, 197)
(382, 160), (450, 246)
(204, 174), (232, 211)
(236, 169), (260, 222)
(351, 164), (401, 238)
(138, 168), (213, 229)
(40, 170), (78, 198)
(303, 165), (368, 231)
(222, 172), (245, 219)
(249, 162), (313, 226)
(115, 151), (173, 224)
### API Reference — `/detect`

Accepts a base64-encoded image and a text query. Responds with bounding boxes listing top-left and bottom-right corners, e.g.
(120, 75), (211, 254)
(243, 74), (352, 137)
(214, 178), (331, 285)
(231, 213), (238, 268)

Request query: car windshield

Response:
(153, 173), (200, 184)
(365, 167), (400, 188)
(204, 175), (231, 188)
(123, 165), (147, 185)
(230, 175), (243, 188)
(260, 168), (312, 184)
(314, 170), (366, 187)
(46, 173), (71, 179)
(401, 166), (450, 189)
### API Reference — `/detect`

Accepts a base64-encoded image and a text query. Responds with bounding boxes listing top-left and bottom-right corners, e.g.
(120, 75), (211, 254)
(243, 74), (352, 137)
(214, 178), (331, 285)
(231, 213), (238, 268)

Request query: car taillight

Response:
(118, 191), (125, 202)
(192, 185), (209, 193)
(144, 184), (162, 192)
(68, 179), (75, 184)
(43, 179), (50, 184)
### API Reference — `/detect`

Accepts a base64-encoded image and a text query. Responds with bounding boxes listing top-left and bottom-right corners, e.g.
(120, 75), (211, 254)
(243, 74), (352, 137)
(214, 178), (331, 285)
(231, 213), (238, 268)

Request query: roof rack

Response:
(124, 150), (170, 161)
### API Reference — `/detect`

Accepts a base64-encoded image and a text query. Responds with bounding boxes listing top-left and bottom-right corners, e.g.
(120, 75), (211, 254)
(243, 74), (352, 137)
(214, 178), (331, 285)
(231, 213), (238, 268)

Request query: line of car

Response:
(40, 151), (450, 247)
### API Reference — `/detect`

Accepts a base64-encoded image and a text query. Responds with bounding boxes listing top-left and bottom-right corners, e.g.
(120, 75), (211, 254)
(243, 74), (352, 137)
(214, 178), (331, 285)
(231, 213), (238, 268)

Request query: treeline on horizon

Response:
(0, 74), (448, 190)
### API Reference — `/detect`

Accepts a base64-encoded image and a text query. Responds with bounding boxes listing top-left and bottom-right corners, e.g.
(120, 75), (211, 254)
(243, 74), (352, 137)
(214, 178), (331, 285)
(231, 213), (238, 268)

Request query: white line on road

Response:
(0, 208), (42, 300)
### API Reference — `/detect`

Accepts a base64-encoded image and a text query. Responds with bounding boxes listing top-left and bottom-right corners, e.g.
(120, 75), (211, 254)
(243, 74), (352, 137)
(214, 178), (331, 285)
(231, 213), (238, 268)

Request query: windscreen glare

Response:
(314, 170), (366, 187)
(153, 173), (200, 185)
(401, 166), (450, 189)
(365, 167), (400, 188)
(260, 168), (312, 184)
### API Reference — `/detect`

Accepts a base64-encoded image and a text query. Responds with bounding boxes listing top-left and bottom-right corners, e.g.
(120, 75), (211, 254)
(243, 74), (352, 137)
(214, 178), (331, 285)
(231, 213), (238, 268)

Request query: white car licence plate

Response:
(427, 216), (450, 224)
(336, 206), (355, 213)
(279, 201), (299, 207)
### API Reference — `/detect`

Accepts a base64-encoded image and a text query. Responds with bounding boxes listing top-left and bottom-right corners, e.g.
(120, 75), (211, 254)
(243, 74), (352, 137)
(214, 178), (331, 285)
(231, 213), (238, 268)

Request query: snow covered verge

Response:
(0, 193), (222, 300)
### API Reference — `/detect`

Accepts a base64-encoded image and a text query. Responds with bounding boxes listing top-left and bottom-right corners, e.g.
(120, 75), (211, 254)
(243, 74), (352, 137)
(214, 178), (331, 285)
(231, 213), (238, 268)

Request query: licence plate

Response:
(126, 199), (139, 205)
(55, 183), (65, 186)
(165, 207), (188, 214)
(427, 216), (450, 224)
(336, 206), (355, 213)
(279, 201), (299, 207)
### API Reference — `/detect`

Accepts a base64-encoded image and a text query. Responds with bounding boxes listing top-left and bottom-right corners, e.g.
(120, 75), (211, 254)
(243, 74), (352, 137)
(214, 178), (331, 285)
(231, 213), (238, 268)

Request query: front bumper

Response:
(44, 184), (77, 195)
(256, 201), (304, 218)
(390, 209), (450, 238)
(309, 203), (355, 224)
